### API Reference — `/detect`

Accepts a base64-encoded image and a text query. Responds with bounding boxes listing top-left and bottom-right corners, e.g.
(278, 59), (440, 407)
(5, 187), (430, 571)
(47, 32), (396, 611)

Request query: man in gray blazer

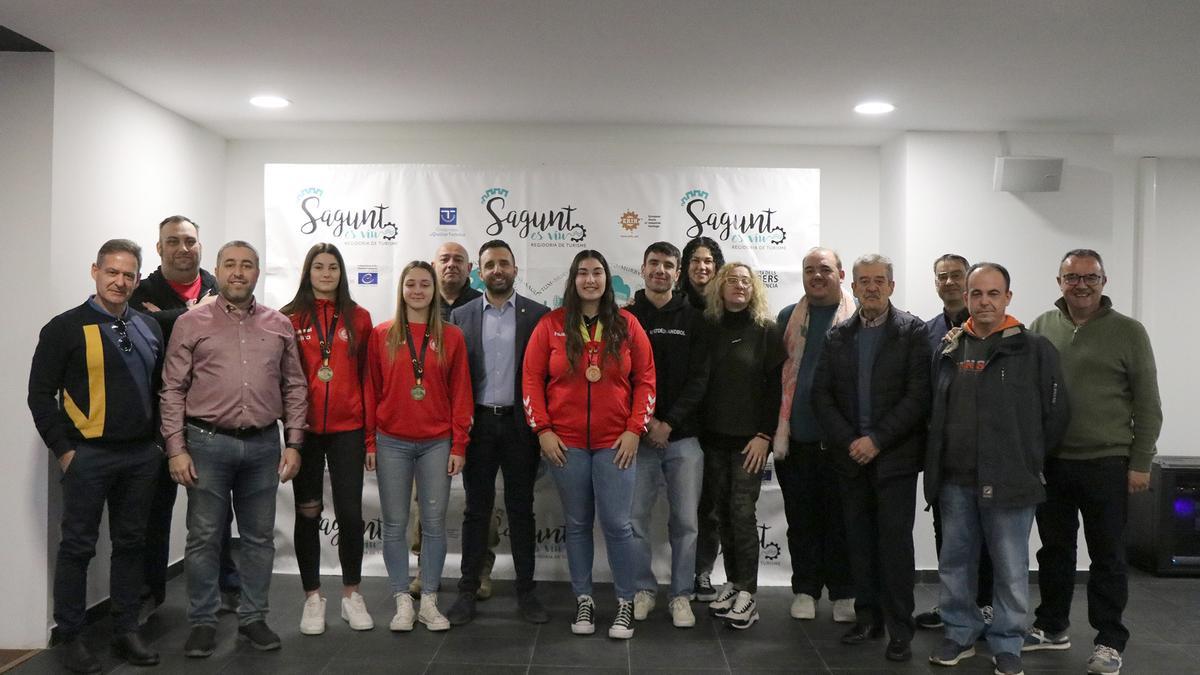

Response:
(447, 239), (551, 625)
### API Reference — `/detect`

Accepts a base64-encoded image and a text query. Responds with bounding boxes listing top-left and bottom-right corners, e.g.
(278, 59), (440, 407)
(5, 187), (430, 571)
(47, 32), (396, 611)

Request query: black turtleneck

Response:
(702, 309), (786, 438)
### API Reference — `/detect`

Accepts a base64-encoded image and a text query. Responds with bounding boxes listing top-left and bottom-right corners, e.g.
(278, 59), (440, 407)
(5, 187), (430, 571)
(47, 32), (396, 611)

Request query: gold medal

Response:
(585, 364), (602, 382)
(411, 384), (426, 400)
(316, 364), (334, 382)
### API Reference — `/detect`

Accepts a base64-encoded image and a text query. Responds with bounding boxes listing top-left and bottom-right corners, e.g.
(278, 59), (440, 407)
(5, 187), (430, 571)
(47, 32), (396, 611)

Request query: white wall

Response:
(1, 54), (227, 647)
(1, 51), (56, 649)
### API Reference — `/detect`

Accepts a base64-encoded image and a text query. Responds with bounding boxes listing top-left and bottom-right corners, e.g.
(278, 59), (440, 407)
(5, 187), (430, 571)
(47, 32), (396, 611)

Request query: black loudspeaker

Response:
(1127, 456), (1200, 576)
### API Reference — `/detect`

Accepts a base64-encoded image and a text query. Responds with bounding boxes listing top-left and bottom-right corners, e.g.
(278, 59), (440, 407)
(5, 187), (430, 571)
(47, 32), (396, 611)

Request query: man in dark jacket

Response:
(813, 254), (931, 663)
(129, 215), (239, 618)
(626, 241), (710, 628)
(924, 263), (1069, 675)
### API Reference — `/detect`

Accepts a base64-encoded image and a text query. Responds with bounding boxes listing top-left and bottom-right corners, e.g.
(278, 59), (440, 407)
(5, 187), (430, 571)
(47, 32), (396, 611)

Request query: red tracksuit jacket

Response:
(289, 300), (374, 434)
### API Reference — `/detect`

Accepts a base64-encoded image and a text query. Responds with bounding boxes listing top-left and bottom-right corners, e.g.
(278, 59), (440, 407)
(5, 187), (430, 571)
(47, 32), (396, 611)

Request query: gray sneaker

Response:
(929, 638), (975, 666)
(1086, 644), (1122, 675)
(1021, 627), (1070, 652)
(992, 652), (1024, 675)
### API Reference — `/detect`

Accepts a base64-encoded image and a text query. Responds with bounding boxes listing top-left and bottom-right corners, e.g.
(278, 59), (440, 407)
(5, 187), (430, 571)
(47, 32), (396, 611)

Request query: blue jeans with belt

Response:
(184, 423), (281, 626)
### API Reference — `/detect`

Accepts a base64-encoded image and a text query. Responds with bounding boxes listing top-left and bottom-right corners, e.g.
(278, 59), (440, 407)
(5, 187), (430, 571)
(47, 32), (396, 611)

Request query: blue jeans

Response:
(548, 447), (637, 601)
(630, 437), (703, 598)
(184, 424), (281, 626)
(375, 433), (451, 595)
(938, 483), (1036, 656)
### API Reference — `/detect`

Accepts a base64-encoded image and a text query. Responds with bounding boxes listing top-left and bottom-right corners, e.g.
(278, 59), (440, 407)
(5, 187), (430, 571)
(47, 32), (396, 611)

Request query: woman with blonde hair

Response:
(697, 262), (785, 630)
(365, 260), (473, 632)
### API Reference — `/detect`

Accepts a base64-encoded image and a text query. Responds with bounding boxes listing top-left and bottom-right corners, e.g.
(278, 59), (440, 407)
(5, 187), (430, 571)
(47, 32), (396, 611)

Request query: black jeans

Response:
(776, 442), (853, 599)
(458, 410), (540, 594)
(699, 433), (763, 593)
(293, 429), (366, 592)
(55, 441), (159, 638)
(1034, 456), (1131, 651)
(839, 466), (918, 642)
(932, 493), (994, 607)
(144, 456), (240, 603)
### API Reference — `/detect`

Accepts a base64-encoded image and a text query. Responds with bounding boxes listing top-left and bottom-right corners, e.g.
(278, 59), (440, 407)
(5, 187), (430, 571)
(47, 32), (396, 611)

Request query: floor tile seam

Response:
(709, 606), (734, 674)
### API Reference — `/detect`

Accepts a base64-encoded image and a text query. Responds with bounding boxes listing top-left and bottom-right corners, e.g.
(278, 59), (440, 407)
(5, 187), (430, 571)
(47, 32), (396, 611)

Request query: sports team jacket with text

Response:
(288, 299), (374, 434)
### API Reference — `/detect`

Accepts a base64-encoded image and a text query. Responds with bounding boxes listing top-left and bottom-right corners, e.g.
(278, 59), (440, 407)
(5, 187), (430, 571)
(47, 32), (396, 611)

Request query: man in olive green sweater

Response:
(1025, 249), (1162, 675)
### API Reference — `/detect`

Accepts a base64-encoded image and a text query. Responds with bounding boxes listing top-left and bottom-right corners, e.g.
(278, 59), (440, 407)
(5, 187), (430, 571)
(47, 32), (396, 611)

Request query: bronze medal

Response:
(585, 364), (602, 382)
(316, 364), (334, 382)
(411, 384), (426, 400)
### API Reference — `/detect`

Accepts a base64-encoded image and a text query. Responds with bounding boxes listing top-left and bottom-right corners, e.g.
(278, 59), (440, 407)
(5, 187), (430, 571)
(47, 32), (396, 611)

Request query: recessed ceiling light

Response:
(854, 101), (895, 115)
(250, 95), (290, 109)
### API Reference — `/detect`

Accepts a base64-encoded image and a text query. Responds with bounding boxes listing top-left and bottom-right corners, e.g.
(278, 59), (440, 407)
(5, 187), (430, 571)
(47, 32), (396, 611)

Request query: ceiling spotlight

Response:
(250, 95), (290, 109)
(854, 101), (895, 115)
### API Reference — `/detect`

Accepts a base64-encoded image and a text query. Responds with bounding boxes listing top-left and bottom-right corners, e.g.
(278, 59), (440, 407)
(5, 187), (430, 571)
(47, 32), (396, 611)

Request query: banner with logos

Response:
(264, 163), (818, 587)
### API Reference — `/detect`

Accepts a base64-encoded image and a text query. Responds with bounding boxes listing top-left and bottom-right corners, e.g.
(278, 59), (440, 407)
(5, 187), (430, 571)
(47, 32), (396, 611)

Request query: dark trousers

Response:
(144, 456), (240, 603)
(293, 429), (366, 592)
(699, 433), (763, 593)
(839, 466), (918, 642)
(1034, 456), (1131, 651)
(55, 441), (160, 638)
(776, 441), (852, 599)
(459, 410), (540, 594)
(932, 495), (994, 606)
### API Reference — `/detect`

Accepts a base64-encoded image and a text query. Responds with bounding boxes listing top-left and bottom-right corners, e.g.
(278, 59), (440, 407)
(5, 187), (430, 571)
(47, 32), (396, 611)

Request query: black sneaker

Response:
(59, 638), (101, 674)
(886, 638), (912, 662)
(915, 606), (943, 629)
(694, 572), (718, 602)
(608, 600), (634, 639)
(446, 592), (477, 626)
(184, 624), (217, 658)
(518, 591), (550, 624)
(929, 638), (976, 666)
(111, 632), (159, 666)
(238, 621), (281, 651)
(992, 651), (1024, 675)
(571, 595), (595, 635)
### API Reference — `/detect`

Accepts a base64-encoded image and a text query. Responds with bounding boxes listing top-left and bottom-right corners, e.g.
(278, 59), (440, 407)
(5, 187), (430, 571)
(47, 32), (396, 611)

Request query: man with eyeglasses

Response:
(1024, 249), (1162, 675)
(29, 239), (165, 672)
(915, 254), (994, 633)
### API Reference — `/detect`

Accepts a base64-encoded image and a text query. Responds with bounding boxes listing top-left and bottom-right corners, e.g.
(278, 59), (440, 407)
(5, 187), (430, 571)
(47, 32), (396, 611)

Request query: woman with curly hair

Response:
(678, 236), (725, 310)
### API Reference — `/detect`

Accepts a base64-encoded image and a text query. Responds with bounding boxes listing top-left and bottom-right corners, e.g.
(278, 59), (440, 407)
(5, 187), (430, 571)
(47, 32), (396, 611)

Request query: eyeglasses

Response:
(1061, 273), (1103, 286)
(111, 319), (133, 353)
(724, 277), (753, 288)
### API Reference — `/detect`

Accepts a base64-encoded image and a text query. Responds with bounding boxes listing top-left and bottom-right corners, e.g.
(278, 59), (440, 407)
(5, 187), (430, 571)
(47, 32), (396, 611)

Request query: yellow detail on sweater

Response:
(63, 324), (105, 438)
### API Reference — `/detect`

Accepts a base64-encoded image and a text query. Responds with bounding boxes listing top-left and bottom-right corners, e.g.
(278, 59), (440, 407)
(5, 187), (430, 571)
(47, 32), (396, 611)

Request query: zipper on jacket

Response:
(586, 379), (592, 450)
(320, 305), (331, 434)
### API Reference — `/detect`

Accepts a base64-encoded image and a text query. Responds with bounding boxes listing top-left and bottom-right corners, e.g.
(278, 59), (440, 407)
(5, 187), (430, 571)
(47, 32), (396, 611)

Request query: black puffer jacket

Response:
(812, 306), (932, 479)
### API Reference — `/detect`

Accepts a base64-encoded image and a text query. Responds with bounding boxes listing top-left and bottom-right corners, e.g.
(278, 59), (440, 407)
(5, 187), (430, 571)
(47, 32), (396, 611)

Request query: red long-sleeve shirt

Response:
(365, 320), (474, 456)
(522, 308), (656, 450)
(288, 300), (373, 434)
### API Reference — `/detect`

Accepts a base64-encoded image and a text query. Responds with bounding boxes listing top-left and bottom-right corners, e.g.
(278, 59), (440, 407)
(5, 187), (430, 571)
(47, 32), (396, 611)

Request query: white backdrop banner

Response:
(263, 163), (818, 588)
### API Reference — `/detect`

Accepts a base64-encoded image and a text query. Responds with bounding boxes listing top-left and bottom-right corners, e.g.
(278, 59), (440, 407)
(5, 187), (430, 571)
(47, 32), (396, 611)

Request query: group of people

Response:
(28, 215), (1160, 675)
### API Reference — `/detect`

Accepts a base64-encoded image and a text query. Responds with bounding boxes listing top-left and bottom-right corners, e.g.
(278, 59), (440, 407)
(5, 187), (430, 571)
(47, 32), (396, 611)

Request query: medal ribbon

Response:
(404, 320), (432, 386)
(310, 307), (340, 366)
(579, 318), (604, 371)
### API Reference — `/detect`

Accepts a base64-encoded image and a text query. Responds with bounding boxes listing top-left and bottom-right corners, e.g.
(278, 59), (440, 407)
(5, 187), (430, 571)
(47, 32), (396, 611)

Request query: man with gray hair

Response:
(29, 239), (165, 672)
(813, 254), (932, 663)
(160, 240), (308, 657)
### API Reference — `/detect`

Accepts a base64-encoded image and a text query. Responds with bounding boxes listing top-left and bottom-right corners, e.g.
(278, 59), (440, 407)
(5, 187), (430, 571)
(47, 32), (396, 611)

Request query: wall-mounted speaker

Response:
(992, 156), (1064, 192)
(1127, 456), (1200, 577)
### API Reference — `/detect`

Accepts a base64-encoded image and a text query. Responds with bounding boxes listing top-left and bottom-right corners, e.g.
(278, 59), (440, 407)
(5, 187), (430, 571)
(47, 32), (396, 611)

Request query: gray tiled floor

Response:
(16, 568), (1200, 674)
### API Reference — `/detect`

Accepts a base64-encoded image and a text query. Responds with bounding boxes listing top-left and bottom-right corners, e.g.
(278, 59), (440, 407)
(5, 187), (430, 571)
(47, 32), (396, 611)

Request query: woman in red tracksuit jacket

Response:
(365, 260), (473, 634)
(522, 249), (656, 641)
(281, 243), (376, 636)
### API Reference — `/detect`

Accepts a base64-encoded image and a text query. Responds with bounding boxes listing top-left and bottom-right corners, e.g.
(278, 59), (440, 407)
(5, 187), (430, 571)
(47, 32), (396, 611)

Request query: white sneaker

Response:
(833, 597), (857, 623)
(418, 593), (450, 631)
(390, 592), (415, 632)
(708, 583), (737, 618)
(608, 600), (634, 639)
(724, 591), (759, 630)
(633, 590), (655, 621)
(572, 595), (596, 635)
(669, 595), (695, 628)
(300, 594), (326, 635)
(790, 593), (816, 620)
(340, 591), (375, 630)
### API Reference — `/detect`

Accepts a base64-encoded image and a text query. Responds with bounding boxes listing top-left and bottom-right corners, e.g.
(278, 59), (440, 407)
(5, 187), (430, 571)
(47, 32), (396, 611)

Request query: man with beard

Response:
(813, 254), (931, 663)
(434, 241), (482, 320)
(161, 241), (307, 657)
(1025, 250), (1161, 675)
(446, 240), (550, 625)
(627, 241), (710, 628)
(130, 215), (241, 621)
(772, 247), (857, 623)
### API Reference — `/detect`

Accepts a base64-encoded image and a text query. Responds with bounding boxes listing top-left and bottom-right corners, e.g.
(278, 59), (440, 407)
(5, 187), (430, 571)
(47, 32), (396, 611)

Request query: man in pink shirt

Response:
(160, 240), (308, 657)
